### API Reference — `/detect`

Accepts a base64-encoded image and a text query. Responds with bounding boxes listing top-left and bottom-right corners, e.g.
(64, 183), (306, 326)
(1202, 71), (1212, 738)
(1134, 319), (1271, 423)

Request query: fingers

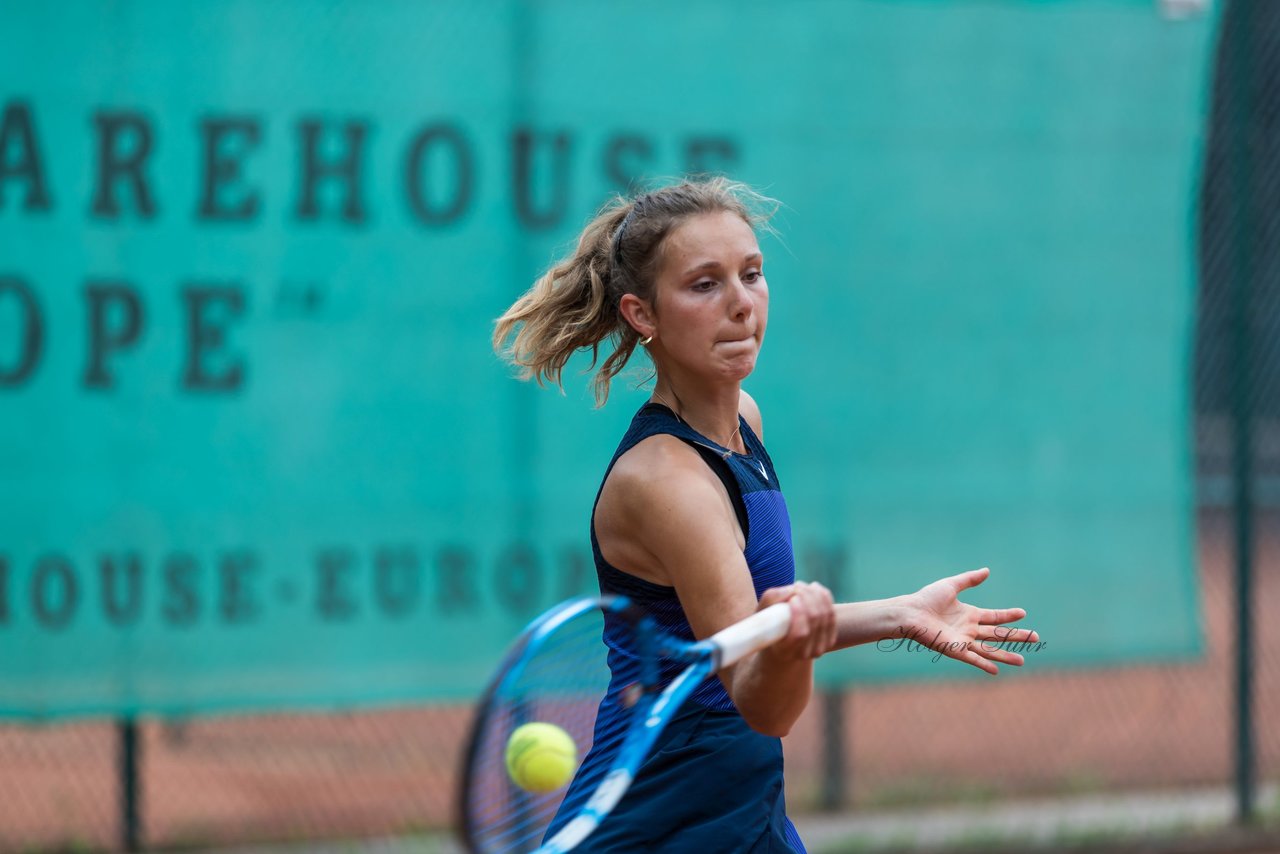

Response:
(953, 566), (990, 591)
(790, 580), (835, 658)
(979, 607), (1027, 626)
(789, 598), (812, 655)
(758, 585), (796, 608)
(952, 569), (1041, 648)
(973, 642), (1025, 668)
(761, 581), (836, 660)
(805, 581), (837, 658)
(970, 625), (1040, 668)
(929, 627), (1034, 673)
(976, 624), (1039, 644)
(961, 648), (1000, 676)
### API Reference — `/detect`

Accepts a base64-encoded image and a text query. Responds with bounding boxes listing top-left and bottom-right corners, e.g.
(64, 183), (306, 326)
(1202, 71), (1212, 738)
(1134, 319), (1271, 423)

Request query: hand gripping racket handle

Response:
(708, 602), (792, 671)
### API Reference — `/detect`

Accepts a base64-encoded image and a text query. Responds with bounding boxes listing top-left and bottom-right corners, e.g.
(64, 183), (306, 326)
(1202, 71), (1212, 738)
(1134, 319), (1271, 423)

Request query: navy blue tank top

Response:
(592, 401), (797, 708)
(545, 400), (806, 852)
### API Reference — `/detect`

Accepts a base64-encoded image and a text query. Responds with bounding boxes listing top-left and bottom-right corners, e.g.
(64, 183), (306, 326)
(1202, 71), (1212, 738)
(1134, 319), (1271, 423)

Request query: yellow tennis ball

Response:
(505, 722), (577, 793)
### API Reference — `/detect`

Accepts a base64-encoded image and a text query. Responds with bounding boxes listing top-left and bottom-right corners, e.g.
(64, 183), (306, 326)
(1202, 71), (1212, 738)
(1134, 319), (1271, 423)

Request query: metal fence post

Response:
(120, 717), (141, 851)
(812, 544), (849, 811)
(1222, 0), (1258, 826)
(820, 691), (847, 811)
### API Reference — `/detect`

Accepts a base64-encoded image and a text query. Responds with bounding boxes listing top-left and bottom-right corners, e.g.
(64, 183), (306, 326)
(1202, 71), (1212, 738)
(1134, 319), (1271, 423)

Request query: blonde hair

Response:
(493, 176), (777, 406)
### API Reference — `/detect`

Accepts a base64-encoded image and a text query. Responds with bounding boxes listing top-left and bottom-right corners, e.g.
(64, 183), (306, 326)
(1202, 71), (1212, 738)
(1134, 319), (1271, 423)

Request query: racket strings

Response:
(465, 602), (645, 853)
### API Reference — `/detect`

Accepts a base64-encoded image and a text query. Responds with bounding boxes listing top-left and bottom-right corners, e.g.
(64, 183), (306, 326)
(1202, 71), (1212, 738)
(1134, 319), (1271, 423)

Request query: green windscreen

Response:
(0, 0), (1211, 717)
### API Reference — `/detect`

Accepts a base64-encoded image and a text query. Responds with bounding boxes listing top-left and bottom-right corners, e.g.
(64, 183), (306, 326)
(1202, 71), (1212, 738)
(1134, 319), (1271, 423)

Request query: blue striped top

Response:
(545, 400), (807, 852)
(591, 400), (797, 710)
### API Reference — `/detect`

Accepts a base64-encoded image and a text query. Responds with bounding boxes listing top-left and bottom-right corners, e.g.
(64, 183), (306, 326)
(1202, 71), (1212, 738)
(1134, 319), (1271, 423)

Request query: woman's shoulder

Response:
(738, 388), (763, 442)
(595, 431), (740, 577)
(608, 432), (719, 500)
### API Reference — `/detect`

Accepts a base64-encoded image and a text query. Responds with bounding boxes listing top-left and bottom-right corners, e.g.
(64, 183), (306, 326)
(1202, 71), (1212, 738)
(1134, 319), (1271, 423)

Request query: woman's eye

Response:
(743, 270), (762, 283)
(692, 280), (715, 291)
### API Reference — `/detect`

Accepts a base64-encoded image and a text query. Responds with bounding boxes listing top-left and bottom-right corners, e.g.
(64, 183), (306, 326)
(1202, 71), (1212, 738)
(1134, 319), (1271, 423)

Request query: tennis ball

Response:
(505, 722), (577, 793)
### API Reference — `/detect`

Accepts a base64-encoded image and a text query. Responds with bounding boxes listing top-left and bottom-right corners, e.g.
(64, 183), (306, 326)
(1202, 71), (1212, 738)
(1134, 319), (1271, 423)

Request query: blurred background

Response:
(1, 0), (1274, 851)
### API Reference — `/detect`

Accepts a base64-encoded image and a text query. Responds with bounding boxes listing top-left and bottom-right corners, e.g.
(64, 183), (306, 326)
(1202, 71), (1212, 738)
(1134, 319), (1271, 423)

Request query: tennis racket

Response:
(457, 595), (793, 854)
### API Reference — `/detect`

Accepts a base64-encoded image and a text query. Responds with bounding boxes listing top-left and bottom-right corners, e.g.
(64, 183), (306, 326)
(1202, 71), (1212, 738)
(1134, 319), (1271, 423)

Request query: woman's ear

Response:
(618, 293), (657, 342)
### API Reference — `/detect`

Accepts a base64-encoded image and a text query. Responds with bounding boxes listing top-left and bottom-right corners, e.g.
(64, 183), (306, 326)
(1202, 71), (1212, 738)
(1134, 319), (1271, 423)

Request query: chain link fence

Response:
(1, 507), (1275, 853)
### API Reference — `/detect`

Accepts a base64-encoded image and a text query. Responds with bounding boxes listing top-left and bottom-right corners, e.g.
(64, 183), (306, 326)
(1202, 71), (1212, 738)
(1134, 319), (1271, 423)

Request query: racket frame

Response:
(459, 596), (793, 854)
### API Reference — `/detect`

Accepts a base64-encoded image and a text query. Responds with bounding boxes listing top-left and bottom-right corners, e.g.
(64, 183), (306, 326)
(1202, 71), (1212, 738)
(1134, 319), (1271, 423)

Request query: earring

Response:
(639, 335), (653, 346)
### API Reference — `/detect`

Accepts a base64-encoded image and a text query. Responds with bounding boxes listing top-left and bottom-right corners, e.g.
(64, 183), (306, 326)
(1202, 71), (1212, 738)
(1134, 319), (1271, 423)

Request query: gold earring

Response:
(639, 335), (653, 346)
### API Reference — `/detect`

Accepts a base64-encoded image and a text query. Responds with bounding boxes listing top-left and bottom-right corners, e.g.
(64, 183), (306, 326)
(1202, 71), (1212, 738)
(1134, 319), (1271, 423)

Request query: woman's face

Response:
(649, 210), (768, 383)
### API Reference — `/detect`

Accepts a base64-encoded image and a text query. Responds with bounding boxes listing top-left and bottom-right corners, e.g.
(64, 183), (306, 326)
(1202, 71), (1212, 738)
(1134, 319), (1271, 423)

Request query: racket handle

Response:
(709, 602), (792, 671)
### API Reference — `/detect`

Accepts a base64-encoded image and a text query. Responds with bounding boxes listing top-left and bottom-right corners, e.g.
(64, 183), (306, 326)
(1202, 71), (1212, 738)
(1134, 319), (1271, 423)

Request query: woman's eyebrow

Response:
(680, 259), (721, 278)
(681, 253), (764, 278)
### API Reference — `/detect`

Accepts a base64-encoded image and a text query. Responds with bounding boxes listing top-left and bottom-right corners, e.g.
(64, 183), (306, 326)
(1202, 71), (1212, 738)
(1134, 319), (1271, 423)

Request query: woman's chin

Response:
(718, 357), (757, 382)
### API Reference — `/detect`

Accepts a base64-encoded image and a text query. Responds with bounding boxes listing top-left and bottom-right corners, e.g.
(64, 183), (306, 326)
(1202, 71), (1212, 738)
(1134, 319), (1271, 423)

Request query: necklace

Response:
(652, 388), (743, 457)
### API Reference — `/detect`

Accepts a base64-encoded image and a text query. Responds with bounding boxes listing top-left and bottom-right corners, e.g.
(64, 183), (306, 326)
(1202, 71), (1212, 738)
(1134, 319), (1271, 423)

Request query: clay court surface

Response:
(2, 509), (1277, 851)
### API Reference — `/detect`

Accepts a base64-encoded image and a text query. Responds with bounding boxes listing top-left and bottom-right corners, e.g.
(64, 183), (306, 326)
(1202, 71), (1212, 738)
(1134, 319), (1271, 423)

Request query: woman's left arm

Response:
(831, 567), (1040, 675)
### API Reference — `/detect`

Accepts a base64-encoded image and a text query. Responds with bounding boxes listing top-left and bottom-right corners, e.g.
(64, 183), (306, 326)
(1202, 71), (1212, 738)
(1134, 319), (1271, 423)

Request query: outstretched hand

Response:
(897, 567), (1039, 675)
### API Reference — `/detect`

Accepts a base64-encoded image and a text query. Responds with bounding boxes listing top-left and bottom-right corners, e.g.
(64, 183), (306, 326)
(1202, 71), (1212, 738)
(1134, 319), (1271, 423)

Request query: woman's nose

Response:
(727, 277), (753, 318)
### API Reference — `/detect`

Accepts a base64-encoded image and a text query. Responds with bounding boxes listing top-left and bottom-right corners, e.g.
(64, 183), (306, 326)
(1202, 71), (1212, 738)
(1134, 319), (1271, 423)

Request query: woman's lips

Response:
(718, 333), (755, 344)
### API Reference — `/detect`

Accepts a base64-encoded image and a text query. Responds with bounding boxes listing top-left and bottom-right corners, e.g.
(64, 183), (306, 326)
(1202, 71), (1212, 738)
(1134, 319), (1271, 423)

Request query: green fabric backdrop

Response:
(0, 0), (1212, 717)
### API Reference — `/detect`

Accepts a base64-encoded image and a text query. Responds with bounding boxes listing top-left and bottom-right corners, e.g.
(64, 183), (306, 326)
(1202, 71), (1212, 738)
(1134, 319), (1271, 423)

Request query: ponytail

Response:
(492, 203), (635, 405)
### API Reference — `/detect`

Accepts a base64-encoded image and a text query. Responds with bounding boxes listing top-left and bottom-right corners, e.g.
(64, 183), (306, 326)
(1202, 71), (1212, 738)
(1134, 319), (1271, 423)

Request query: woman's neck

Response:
(652, 378), (743, 452)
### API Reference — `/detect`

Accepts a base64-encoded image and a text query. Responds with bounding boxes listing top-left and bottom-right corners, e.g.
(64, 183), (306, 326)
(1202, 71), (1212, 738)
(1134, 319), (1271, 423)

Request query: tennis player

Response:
(493, 178), (1037, 852)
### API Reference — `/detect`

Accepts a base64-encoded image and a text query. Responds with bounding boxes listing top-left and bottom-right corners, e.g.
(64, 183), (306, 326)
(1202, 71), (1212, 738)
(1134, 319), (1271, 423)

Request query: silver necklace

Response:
(652, 388), (743, 458)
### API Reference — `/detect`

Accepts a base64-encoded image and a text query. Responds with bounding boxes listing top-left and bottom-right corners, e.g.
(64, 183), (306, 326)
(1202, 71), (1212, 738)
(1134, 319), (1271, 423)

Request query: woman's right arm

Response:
(600, 436), (836, 737)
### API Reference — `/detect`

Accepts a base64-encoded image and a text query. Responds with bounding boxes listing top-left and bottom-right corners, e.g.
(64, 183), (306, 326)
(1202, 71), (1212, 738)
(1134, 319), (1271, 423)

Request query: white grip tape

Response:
(709, 602), (792, 671)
